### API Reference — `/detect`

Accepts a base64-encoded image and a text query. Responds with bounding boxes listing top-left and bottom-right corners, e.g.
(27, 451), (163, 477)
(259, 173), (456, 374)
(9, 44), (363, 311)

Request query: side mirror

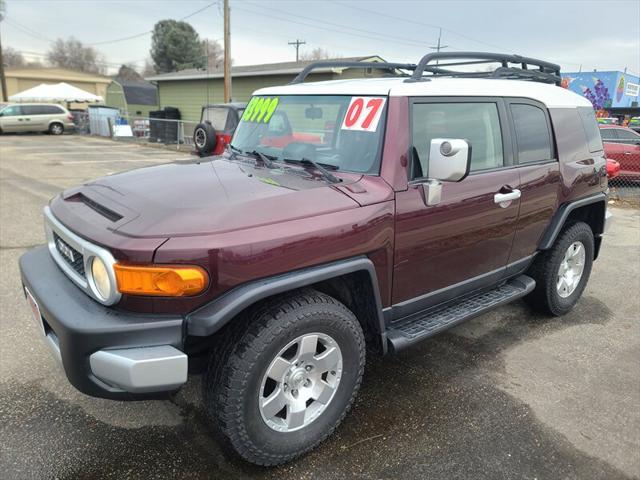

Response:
(428, 138), (471, 182)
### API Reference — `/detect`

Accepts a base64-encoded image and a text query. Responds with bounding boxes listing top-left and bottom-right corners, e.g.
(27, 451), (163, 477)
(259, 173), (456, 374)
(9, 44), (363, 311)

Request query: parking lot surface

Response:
(1, 135), (639, 479)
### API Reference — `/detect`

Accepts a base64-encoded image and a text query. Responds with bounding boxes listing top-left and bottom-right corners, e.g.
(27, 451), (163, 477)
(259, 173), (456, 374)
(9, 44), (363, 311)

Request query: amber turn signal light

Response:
(114, 264), (209, 297)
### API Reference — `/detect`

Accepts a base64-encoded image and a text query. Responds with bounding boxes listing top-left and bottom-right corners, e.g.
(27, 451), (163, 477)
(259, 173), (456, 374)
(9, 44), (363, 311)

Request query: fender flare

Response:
(186, 256), (386, 340)
(538, 192), (606, 250)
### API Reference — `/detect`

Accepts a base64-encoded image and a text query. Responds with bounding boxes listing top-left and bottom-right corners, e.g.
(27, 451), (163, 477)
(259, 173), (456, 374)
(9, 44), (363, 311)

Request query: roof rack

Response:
(288, 52), (561, 86)
(289, 61), (417, 84)
(406, 52), (561, 85)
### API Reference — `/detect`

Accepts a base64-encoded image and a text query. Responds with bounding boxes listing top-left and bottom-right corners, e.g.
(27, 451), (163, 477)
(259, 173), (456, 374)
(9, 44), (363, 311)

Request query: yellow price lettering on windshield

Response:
(243, 97), (279, 123)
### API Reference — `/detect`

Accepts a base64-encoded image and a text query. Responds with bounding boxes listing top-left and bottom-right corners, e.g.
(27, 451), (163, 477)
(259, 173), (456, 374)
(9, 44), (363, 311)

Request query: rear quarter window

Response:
(578, 107), (604, 153)
(510, 103), (553, 163)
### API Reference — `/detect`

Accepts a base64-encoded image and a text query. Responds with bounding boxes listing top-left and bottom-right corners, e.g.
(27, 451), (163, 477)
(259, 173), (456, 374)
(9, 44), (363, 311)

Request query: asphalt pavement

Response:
(1, 134), (639, 479)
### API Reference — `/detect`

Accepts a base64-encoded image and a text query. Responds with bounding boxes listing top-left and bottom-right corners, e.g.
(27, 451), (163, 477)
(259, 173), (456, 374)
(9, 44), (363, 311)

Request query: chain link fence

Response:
(605, 139), (640, 207)
(72, 111), (199, 152)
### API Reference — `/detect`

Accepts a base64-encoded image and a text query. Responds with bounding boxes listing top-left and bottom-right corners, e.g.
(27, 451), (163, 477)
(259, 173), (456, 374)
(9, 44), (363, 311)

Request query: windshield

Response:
(230, 95), (388, 174)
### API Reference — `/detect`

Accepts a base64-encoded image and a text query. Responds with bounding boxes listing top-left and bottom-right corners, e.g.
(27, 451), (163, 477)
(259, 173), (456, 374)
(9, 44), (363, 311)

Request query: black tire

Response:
(525, 221), (594, 316)
(204, 289), (366, 466)
(49, 122), (64, 135)
(193, 122), (217, 155)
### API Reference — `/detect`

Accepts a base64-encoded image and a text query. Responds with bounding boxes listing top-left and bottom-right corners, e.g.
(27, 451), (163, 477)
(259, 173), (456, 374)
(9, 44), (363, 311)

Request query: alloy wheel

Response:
(259, 332), (343, 432)
(556, 241), (586, 298)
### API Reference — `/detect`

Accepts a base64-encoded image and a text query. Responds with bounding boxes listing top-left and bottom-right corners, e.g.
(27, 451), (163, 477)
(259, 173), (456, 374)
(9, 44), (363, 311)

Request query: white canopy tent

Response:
(9, 82), (104, 103)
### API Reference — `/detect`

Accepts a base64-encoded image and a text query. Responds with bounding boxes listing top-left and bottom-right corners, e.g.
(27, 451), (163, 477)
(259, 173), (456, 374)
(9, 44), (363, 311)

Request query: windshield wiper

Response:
(227, 144), (276, 168)
(282, 157), (341, 184)
(226, 143), (243, 158)
(249, 150), (276, 169)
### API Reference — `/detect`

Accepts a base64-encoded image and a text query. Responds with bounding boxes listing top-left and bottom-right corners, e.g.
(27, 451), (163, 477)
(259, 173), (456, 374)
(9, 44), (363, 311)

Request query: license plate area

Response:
(24, 287), (45, 336)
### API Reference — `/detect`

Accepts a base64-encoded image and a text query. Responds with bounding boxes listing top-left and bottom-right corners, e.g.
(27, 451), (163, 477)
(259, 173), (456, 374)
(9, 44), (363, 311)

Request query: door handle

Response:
(624, 152), (632, 155)
(494, 189), (521, 204)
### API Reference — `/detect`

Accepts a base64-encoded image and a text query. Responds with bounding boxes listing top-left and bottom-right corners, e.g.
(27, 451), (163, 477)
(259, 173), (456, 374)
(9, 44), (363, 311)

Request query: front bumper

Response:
(20, 246), (187, 400)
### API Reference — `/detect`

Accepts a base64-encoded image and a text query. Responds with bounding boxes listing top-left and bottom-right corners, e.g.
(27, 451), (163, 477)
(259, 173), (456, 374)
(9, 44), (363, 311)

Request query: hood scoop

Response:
(67, 193), (124, 222)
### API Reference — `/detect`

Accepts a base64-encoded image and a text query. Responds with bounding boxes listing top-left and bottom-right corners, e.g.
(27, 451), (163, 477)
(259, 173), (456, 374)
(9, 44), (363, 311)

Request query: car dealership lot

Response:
(1, 135), (638, 479)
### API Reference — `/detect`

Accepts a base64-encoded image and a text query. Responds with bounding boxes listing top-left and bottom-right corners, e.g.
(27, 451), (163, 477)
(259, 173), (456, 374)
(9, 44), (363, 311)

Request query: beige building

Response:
(1, 67), (111, 108)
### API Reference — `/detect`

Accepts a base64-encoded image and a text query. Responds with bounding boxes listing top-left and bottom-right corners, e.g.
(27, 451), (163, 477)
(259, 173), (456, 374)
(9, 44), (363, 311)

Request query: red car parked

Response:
(600, 125), (640, 181)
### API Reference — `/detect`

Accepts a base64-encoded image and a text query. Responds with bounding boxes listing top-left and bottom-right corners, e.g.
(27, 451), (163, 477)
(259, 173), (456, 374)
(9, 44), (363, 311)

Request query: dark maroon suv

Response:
(19, 53), (611, 466)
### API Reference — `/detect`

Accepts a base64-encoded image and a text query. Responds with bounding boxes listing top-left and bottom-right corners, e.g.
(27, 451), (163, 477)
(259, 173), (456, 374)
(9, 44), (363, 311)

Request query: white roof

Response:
(9, 82), (104, 103)
(255, 77), (592, 109)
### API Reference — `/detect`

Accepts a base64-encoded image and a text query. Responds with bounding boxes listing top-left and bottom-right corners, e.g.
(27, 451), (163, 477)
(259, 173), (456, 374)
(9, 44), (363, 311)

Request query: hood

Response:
(56, 157), (364, 238)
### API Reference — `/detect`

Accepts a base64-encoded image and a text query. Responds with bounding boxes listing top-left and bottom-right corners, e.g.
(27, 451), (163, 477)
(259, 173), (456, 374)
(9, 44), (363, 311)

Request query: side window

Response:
(204, 107), (229, 131)
(411, 102), (504, 176)
(510, 103), (553, 163)
(21, 105), (45, 115)
(599, 128), (618, 141)
(1, 106), (22, 116)
(578, 107), (604, 153)
(41, 105), (64, 114)
(615, 129), (640, 142)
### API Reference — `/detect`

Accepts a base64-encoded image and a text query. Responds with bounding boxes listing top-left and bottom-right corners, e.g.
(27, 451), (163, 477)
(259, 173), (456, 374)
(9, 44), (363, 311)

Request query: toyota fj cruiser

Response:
(20, 52), (612, 466)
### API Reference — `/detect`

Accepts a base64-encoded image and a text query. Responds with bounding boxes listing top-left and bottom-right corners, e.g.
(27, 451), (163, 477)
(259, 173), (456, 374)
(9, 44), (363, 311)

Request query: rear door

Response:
(393, 97), (520, 313)
(506, 99), (561, 262)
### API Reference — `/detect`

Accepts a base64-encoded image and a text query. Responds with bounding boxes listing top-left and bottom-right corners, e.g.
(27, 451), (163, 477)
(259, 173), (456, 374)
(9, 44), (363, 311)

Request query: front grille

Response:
(53, 232), (85, 277)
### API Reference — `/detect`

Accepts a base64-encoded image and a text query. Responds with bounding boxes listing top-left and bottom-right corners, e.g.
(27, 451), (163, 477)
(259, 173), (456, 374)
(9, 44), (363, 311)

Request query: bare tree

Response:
(116, 64), (143, 81)
(141, 58), (156, 77)
(201, 38), (223, 70)
(46, 37), (104, 74)
(4, 47), (26, 67)
(299, 47), (337, 61)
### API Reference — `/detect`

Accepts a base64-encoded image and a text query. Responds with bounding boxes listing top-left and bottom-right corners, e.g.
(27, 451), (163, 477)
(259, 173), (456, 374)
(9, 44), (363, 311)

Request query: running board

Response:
(386, 275), (536, 352)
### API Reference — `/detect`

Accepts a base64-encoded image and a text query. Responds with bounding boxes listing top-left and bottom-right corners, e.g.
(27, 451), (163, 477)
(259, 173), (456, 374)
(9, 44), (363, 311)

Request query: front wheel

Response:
(204, 290), (365, 465)
(525, 221), (594, 316)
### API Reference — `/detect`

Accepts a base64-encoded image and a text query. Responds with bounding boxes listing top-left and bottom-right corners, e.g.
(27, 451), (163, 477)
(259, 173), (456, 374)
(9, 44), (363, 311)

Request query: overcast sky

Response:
(2, 0), (639, 76)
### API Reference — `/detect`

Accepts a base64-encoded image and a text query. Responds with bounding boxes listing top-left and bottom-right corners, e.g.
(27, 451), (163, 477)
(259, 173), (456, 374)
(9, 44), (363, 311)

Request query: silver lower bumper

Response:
(89, 346), (188, 394)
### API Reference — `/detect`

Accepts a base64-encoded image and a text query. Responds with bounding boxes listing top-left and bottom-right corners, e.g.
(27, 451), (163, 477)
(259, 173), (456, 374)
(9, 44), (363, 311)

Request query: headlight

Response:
(91, 256), (112, 300)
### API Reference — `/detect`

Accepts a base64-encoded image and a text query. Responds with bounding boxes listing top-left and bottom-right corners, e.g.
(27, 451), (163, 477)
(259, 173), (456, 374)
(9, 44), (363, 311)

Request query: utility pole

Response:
(0, 0), (7, 102)
(428, 28), (448, 65)
(288, 39), (306, 62)
(223, 0), (231, 103)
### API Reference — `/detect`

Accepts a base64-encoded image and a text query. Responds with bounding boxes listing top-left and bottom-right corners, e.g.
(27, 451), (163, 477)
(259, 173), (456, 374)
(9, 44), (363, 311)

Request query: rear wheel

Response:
(525, 221), (594, 316)
(49, 122), (64, 135)
(193, 122), (216, 156)
(204, 290), (365, 465)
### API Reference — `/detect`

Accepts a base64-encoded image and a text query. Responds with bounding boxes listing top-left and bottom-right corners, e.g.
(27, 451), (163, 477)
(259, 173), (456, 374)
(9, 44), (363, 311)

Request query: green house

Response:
(105, 78), (159, 119)
(145, 56), (388, 123)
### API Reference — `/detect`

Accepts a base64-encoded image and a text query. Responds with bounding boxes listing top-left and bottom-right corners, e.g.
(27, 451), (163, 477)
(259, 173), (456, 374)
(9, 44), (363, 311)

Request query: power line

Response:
(88, 1), (219, 46)
(335, 1), (505, 51)
(234, 4), (457, 51)
(5, 2), (220, 48)
(13, 49), (146, 68)
(333, 2), (584, 67)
